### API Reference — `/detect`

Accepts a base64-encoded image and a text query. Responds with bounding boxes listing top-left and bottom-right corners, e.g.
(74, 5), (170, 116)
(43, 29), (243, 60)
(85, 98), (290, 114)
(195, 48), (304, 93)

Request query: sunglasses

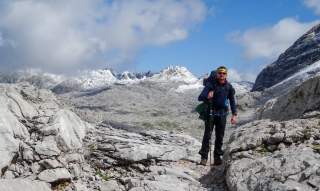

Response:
(218, 72), (227, 75)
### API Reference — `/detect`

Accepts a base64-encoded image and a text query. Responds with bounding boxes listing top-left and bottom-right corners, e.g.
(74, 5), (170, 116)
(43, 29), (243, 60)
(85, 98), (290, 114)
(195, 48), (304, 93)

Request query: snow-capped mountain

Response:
(0, 65), (253, 95)
(54, 66), (200, 92)
(76, 69), (117, 89)
(116, 71), (153, 81)
(149, 66), (198, 83)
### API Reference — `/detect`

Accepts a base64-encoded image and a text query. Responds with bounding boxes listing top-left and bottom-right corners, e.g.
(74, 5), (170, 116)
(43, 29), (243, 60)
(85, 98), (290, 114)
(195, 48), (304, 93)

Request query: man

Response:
(198, 66), (237, 166)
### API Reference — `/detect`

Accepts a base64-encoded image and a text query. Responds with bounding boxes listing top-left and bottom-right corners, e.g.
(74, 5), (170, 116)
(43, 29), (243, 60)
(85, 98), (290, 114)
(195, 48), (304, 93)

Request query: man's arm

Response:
(228, 84), (237, 116)
(228, 85), (237, 125)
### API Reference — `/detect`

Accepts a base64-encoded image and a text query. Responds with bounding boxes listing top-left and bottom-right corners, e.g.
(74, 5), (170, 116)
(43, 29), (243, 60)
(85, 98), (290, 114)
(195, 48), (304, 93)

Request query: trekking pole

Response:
(209, 137), (212, 166)
(208, 99), (214, 166)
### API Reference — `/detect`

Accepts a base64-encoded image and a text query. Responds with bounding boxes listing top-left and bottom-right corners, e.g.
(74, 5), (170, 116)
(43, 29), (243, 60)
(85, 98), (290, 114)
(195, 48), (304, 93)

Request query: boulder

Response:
(38, 168), (72, 183)
(49, 109), (92, 151)
(259, 76), (320, 120)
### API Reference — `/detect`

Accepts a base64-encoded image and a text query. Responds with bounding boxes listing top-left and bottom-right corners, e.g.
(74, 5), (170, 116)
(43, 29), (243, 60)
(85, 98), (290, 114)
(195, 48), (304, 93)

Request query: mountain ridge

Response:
(252, 23), (320, 91)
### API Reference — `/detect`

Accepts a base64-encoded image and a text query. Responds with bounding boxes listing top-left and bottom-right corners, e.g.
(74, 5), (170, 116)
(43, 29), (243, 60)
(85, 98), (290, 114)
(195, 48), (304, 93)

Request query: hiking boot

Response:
(200, 158), (207, 166)
(213, 157), (222, 166)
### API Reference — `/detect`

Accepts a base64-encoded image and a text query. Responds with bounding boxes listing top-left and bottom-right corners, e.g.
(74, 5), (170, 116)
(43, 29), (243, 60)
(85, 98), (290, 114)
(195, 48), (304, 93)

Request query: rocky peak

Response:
(252, 23), (320, 91)
(150, 66), (198, 83)
(116, 70), (154, 81)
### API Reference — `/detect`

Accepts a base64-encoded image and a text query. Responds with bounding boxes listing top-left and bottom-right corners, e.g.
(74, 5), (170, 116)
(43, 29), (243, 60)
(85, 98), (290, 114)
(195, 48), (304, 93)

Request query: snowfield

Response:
(265, 60), (320, 96)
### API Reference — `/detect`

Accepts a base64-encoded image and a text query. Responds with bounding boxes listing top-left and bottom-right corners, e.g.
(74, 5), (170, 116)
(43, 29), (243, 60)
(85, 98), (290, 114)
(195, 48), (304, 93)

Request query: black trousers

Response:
(199, 115), (227, 160)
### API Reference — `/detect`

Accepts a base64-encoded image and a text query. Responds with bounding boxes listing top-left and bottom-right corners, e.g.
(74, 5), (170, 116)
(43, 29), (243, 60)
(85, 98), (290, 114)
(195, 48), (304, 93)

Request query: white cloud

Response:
(229, 18), (319, 60)
(304, 0), (320, 15)
(228, 68), (256, 82)
(0, 0), (207, 73)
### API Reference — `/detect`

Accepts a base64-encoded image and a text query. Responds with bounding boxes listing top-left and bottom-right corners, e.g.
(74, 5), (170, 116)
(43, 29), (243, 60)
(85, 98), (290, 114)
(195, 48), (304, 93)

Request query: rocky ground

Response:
(0, 81), (240, 191)
(225, 118), (320, 191)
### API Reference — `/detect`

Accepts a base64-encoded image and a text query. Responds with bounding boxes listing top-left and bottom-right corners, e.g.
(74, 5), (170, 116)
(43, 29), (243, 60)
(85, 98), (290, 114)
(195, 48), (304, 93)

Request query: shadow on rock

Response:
(199, 164), (228, 191)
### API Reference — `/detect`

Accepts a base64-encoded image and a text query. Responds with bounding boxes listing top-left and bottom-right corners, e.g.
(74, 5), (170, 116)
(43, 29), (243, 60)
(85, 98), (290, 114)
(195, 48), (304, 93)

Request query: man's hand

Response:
(231, 115), (237, 125)
(207, 91), (214, 99)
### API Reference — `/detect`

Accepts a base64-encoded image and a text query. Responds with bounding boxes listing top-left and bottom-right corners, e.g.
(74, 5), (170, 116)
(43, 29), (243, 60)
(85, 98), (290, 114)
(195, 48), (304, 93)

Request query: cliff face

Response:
(252, 24), (320, 91)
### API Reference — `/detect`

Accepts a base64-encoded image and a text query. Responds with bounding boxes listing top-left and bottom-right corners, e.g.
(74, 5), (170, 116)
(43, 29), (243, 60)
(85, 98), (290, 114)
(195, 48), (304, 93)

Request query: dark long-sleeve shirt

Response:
(198, 79), (237, 115)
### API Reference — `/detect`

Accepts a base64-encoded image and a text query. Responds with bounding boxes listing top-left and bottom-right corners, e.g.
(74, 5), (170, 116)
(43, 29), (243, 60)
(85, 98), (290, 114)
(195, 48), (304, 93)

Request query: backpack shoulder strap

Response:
(225, 81), (235, 95)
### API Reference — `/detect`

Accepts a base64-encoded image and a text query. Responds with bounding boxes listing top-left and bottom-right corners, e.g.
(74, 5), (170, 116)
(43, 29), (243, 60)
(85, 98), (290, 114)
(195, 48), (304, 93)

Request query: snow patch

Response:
(175, 81), (203, 93)
(231, 81), (254, 95)
(269, 60), (320, 92)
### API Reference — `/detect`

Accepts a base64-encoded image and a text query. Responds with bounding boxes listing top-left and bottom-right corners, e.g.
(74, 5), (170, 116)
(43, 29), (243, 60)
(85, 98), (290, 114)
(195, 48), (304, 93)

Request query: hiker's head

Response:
(216, 66), (228, 82)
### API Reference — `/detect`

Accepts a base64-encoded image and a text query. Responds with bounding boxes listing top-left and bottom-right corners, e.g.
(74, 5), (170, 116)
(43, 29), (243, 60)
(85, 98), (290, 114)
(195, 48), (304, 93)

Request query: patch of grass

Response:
(95, 169), (111, 181)
(141, 122), (154, 128)
(88, 144), (97, 151)
(255, 145), (270, 155)
(301, 128), (312, 140)
(312, 144), (320, 153)
(157, 120), (179, 130)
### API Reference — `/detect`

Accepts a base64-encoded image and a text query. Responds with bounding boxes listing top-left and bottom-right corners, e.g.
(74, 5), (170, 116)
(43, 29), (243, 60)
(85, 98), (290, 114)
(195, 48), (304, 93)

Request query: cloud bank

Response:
(229, 18), (319, 60)
(0, 0), (207, 73)
(304, 0), (320, 15)
(228, 68), (256, 82)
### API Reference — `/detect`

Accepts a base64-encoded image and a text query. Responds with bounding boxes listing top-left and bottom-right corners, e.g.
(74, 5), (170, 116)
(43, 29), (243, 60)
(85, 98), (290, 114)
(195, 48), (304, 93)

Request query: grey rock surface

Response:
(38, 168), (72, 183)
(259, 75), (320, 120)
(225, 118), (320, 191)
(83, 122), (228, 191)
(0, 83), (94, 190)
(0, 179), (51, 191)
(85, 123), (202, 165)
(253, 23), (320, 91)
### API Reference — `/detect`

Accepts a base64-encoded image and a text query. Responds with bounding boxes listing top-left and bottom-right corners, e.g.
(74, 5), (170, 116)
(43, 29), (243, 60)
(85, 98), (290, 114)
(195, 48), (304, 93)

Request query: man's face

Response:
(217, 71), (227, 81)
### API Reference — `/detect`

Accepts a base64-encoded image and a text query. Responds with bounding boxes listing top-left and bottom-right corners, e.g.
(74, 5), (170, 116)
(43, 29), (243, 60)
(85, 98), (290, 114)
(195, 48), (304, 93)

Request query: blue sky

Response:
(135, 0), (320, 80)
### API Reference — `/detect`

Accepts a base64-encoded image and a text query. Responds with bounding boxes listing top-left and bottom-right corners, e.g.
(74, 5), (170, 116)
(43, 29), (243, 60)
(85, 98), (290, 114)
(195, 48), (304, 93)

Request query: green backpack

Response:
(195, 102), (208, 121)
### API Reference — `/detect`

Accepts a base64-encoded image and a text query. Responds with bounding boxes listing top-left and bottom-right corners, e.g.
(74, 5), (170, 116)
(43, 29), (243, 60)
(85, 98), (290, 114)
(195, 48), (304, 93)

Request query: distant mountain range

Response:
(0, 66), (253, 94)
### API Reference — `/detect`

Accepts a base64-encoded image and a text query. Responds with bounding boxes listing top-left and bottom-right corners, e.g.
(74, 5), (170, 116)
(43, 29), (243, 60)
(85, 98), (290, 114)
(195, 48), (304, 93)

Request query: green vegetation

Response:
(157, 120), (179, 130)
(88, 143), (97, 151)
(95, 169), (111, 181)
(141, 122), (154, 129)
(312, 144), (320, 153)
(255, 145), (270, 155)
(301, 128), (312, 140)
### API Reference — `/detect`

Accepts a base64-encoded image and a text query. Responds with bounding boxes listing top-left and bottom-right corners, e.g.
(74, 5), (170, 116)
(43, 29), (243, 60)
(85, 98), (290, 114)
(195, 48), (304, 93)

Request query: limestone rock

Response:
(0, 179), (51, 191)
(100, 180), (123, 191)
(38, 168), (72, 183)
(259, 76), (320, 120)
(49, 109), (92, 152)
(225, 118), (320, 191)
(35, 136), (61, 157)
